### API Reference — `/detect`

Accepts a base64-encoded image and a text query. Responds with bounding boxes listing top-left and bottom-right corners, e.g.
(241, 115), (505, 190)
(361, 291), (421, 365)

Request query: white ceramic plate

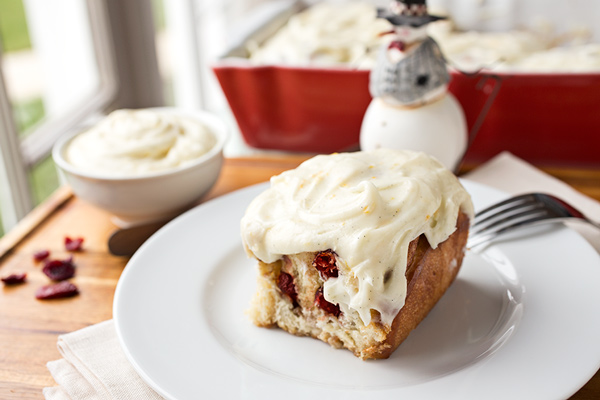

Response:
(114, 180), (600, 400)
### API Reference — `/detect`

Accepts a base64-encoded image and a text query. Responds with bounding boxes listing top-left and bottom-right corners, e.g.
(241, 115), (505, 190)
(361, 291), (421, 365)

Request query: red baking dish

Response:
(214, 61), (600, 166)
(213, 63), (370, 153)
(212, 0), (600, 166)
(449, 71), (600, 166)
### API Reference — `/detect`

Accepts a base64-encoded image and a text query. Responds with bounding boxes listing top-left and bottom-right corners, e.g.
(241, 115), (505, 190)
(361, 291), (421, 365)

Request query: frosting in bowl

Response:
(65, 109), (217, 177)
(241, 149), (473, 327)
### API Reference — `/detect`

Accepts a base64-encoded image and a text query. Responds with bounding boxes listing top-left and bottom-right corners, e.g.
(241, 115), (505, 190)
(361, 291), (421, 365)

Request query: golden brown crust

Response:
(367, 211), (470, 359)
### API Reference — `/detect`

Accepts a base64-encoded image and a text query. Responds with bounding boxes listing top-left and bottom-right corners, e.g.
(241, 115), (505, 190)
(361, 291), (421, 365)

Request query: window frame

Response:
(0, 0), (164, 234)
(0, 66), (32, 228)
(18, 0), (120, 170)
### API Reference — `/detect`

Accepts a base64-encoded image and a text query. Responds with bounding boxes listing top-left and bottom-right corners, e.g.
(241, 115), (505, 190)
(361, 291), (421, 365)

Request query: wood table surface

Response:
(1, 155), (599, 399)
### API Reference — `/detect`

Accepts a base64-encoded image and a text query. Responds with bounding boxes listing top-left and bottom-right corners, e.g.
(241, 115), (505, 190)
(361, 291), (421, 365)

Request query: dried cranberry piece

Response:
(313, 250), (338, 279)
(315, 288), (341, 318)
(35, 281), (79, 300)
(1, 272), (27, 285)
(33, 249), (50, 262)
(277, 272), (298, 307)
(65, 236), (84, 252)
(42, 256), (75, 281)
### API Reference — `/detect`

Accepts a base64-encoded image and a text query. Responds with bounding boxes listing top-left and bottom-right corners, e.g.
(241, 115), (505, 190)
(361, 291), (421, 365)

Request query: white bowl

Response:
(52, 108), (228, 227)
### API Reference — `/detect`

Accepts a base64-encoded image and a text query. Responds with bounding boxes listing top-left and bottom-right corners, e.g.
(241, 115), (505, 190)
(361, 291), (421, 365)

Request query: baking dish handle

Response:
(454, 73), (503, 173)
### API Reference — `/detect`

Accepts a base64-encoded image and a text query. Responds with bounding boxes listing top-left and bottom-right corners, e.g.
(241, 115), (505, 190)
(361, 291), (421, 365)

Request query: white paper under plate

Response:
(114, 180), (600, 400)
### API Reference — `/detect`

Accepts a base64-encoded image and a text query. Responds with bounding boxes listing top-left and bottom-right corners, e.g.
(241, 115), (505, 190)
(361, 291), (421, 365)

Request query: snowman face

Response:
(393, 24), (429, 43)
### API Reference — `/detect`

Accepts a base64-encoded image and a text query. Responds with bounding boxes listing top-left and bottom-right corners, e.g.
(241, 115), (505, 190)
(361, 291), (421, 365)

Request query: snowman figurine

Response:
(360, 0), (467, 171)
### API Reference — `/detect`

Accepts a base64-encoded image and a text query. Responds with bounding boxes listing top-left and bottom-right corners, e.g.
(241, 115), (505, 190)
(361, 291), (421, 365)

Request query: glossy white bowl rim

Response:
(52, 108), (228, 182)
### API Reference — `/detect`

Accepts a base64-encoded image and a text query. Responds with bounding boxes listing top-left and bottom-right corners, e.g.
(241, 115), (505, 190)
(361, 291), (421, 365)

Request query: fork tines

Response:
(468, 192), (599, 249)
(472, 194), (543, 231)
(469, 193), (557, 247)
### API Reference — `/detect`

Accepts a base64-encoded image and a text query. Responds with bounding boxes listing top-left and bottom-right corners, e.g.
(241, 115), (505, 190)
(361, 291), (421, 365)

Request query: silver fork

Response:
(468, 193), (600, 249)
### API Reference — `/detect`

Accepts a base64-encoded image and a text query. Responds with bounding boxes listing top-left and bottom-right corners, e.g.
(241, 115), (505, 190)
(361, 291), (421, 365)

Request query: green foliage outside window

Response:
(0, 1), (57, 237)
(0, 0), (32, 52)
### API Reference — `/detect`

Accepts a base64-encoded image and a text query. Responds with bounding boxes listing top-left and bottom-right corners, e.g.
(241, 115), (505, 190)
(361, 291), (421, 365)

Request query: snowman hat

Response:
(378, 0), (446, 27)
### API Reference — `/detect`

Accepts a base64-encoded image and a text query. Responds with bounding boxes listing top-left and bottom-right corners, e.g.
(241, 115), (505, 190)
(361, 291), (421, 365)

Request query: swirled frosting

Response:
(241, 149), (473, 327)
(65, 109), (217, 176)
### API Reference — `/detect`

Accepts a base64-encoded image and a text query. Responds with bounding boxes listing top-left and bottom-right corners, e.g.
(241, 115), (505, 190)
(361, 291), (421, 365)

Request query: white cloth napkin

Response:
(44, 320), (164, 400)
(44, 152), (600, 399)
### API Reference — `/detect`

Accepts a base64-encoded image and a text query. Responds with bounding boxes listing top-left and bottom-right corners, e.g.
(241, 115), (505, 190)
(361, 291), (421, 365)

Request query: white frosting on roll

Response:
(65, 109), (216, 176)
(241, 149), (473, 327)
